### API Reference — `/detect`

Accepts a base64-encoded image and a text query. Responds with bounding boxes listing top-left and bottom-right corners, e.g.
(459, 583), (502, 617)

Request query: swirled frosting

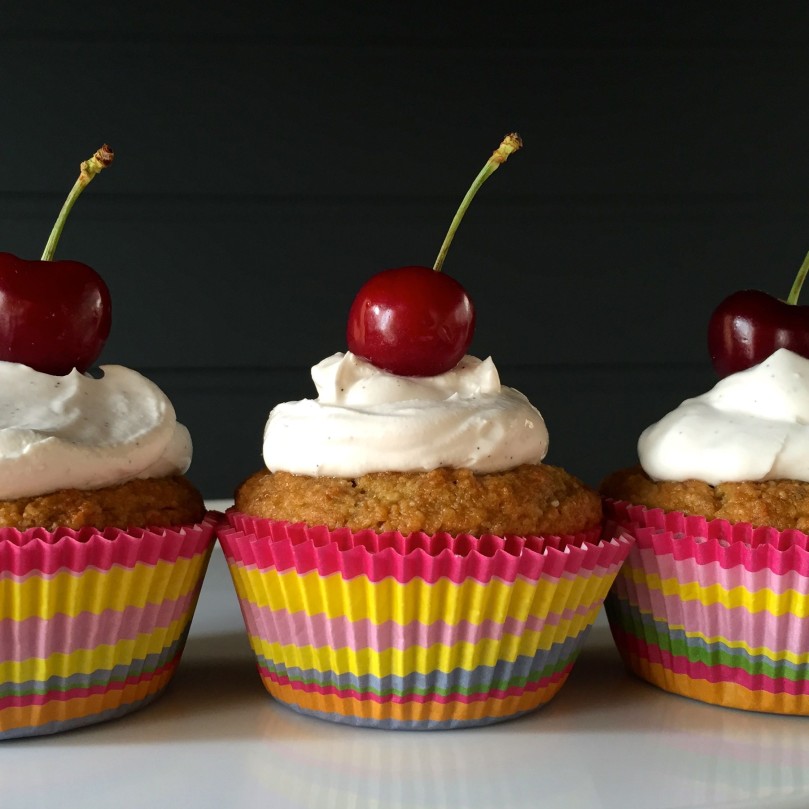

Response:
(263, 352), (548, 476)
(639, 348), (809, 485)
(0, 362), (192, 499)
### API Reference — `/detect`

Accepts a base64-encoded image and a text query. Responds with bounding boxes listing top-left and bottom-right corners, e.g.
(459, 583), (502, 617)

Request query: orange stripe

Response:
(262, 676), (565, 723)
(625, 653), (809, 715)
(0, 665), (174, 733)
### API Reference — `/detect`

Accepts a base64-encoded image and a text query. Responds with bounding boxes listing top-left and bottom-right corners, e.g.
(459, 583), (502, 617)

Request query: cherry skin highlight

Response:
(0, 252), (112, 375)
(708, 288), (809, 377)
(346, 265), (475, 377)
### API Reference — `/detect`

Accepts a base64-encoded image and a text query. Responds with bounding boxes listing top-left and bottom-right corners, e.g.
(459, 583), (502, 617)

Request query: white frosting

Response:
(639, 348), (809, 485)
(263, 352), (548, 476)
(0, 362), (192, 499)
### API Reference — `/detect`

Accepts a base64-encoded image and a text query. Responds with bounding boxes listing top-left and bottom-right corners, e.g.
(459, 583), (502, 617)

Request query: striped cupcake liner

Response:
(0, 515), (217, 739)
(219, 514), (633, 729)
(605, 500), (809, 714)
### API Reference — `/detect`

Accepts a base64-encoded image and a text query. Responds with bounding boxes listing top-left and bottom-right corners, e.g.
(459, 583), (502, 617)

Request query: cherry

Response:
(0, 253), (111, 375)
(346, 265), (474, 377)
(347, 133), (522, 376)
(708, 250), (809, 377)
(0, 145), (113, 375)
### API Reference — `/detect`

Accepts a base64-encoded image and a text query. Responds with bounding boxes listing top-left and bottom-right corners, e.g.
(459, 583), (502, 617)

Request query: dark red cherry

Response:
(0, 253), (111, 375)
(708, 289), (809, 377)
(347, 265), (475, 376)
(708, 250), (809, 377)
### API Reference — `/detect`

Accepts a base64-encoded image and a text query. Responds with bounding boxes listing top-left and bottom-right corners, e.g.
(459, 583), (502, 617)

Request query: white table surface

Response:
(3, 500), (809, 809)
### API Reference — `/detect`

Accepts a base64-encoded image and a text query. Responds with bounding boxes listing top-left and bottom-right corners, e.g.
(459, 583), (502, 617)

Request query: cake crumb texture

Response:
(236, 464), (602, 536)
(0, 476), (206, 530)
(601, 465), (809, 531)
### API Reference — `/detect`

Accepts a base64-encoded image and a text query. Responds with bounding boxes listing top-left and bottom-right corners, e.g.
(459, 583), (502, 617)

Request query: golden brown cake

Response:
(0, 475), (205, 531)
(236, 463), (602, 537)
(601, 465), (809, 532)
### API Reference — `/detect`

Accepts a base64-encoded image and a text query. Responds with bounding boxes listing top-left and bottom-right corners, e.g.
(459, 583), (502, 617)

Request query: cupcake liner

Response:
(604, 499), (809, 714)
(0, 514), (217, 739)
(218, 513), (633, 730)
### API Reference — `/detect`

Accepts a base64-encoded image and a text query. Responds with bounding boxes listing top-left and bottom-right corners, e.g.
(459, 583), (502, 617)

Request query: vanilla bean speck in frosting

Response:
(0, 362), (192, 499)
(262, 351), (548, 476)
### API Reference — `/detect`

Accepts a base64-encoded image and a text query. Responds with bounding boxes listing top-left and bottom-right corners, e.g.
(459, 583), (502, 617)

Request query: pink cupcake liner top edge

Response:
(218, 515), (634, 584)
(605, 499), (809, 575)
(0, 513), (218, 576)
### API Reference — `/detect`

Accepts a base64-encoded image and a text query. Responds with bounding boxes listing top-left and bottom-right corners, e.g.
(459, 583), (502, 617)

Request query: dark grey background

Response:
(2, 2), (808, 497)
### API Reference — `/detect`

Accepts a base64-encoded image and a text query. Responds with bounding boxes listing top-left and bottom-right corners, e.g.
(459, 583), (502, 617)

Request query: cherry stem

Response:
(787, 249), (809, 305)
(432, 133), (522, 273)
(41, 145), (114, 262)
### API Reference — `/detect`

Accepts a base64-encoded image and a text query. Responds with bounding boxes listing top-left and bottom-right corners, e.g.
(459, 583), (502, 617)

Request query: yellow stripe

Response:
(0, 615), (190, 682)
(228, 564), (613, 626)
(0, 554), (207, 620)
(622, 564), (809, 617)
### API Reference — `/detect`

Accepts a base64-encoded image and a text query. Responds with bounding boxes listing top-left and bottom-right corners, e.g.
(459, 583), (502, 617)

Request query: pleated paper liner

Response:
(604, 499), (809, 714)
(0, 514), (217, 739)
(219, 513), (634, 730)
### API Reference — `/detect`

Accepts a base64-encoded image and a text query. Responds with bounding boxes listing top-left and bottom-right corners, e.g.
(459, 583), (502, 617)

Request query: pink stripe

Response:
(0, 592), (196, 660)
(615, 576), (809, 658)
(263, 664), (572, 705)
(619, 630), (809, 696)
(648, 551), (809, 595)
(240, 600), (602, 651)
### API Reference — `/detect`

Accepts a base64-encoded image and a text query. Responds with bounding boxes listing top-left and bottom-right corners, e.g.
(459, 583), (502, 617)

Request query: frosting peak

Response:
(639, 348), (809, 485)
(263, 352), (548, 476)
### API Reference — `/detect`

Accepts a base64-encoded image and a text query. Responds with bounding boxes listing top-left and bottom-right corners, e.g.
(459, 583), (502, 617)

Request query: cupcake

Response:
(601, 347), (809, 714)
(221, 134), (634, 729)
(0, 362), (215, 740)
(220, 133), (633, 729)
(220, 351), (632, 730)
(0, 146), (215, 739)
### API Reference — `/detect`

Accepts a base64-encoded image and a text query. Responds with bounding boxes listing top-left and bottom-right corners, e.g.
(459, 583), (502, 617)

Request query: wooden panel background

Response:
(2, 2), (808, 495)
